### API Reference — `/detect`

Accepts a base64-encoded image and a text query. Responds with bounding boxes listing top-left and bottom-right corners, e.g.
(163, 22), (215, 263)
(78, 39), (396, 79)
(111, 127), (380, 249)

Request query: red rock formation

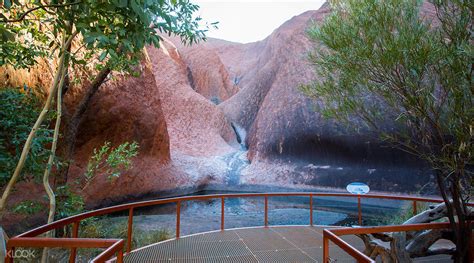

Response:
(62, 37), (241, 208)
(65, 37), (241, 207)
(147, 39), (237, 157)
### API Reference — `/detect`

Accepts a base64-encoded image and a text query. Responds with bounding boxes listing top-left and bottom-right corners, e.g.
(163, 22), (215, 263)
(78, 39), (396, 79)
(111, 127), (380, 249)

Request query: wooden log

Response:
(406, 229), (452, 257)
(356, 202), (456, 262)
(404, 203), (447, 225)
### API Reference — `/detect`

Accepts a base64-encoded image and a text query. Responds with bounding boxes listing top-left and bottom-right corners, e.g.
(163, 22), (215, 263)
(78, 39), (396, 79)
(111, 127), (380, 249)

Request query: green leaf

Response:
(4, 0), (12, 9)
(118, 0), (128, 7)
(98, 51), (107, 61)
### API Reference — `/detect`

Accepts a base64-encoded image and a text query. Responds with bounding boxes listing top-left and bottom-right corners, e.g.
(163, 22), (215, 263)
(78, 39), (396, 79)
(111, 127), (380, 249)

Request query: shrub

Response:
(0, 87), (53, 185)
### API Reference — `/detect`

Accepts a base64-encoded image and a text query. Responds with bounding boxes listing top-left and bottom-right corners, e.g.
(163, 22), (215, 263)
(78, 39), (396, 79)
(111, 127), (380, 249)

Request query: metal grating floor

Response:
(124, 226), (452, 262)
(124, 226), (363, 262)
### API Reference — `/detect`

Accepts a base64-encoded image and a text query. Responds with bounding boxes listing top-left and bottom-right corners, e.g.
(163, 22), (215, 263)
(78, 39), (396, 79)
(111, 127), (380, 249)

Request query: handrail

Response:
(5, 237), (124, 263)
(92, 239), (124, 263)
(6, 192), (470, 262)
(17, 192), (448, 238)
(323, 229), (374, 263)
(323, 222), (452, 263)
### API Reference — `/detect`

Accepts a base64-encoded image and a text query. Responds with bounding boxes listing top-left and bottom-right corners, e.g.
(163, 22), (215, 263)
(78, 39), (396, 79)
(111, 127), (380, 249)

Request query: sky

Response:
(193, 0), (326, 43)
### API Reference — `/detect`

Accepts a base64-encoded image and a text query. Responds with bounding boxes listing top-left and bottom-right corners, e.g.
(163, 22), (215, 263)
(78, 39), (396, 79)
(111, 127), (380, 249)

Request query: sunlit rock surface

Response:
(147, 39), (237, 157)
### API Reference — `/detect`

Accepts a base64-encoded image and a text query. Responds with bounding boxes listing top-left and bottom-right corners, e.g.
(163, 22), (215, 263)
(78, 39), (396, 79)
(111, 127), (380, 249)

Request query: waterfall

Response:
(224, 123), (250, 185)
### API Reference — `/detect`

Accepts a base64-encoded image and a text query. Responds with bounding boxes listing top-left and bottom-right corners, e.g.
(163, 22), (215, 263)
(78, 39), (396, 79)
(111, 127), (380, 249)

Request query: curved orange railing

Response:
(322, 222), (453, 263)
(4, 192), (457, 263)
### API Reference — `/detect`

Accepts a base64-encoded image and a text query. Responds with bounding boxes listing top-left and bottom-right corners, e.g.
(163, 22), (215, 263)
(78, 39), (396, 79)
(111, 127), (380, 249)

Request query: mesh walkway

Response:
(124, 226), (452, 262)
(124, 226), (361, 262)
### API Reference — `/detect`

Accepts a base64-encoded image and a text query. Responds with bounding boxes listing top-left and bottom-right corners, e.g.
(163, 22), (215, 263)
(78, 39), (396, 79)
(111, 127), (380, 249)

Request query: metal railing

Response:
(4, 192), (455, 263)
(322, 222), (451, 263)
(6, 237), (124, 263)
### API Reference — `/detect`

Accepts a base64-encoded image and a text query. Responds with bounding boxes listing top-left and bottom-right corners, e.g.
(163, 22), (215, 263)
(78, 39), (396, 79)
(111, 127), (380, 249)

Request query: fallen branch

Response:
(356, 202), (455, 262)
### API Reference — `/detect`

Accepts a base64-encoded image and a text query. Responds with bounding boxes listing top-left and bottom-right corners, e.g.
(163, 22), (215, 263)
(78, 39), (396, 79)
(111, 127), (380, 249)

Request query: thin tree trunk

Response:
(40, 62), (67, 263)
(449, 174), (470, 263)
(435, 170), (471, 263)
(0, 33), (76, 215)
(59, 67), (111, 185)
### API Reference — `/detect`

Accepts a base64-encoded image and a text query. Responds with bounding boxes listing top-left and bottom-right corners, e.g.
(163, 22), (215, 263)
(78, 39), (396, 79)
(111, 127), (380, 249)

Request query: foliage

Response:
(1, 0), (215, 73)
(302, 0), (472, 181)
(0, 19), (48, 68)
(377, 203), (429, 226)
(84, 141), (139, 183)
(133, 227), (171, 248)
(80, 218), (170, 243)
(12, 200), (45, 215)
(55, 185), (85, 220)
(301, 0), (472, 260)
(0, 88), (53, 185)
(0, 0), (213, 217)
(78, 218), (170, 259)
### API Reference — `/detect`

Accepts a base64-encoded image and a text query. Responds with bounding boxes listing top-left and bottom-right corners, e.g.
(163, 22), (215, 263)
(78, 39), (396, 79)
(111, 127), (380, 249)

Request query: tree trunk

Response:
(58, 67), (111, 185)
(40, 63), (67, 263)
(436, 170), (471, 263)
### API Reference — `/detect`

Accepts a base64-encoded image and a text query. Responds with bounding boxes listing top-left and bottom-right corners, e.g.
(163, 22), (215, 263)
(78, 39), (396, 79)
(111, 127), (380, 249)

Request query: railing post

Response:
(117, 249), (124, 263)
(221, 197), (225, 231)
(412, 201), (417, 215)
(69, 221), (80, 263)
(264, 195), (268, 227)
(127, 207), (134, 253)
(323, 231), (329, 263)
(176, 201), (181, 239)
(310, 194), (313, 226)
(358, 196), (362, 226)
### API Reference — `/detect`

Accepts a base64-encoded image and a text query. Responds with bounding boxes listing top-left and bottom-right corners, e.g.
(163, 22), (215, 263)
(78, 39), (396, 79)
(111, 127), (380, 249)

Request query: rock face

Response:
(177, 43), (239, 104)
(68, 64), (173, 205)
(147, 39), (237, 157)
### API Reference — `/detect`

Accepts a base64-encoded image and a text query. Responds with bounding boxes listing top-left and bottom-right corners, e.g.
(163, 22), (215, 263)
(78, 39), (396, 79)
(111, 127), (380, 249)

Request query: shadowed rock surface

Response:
(67, 65), (173, 205)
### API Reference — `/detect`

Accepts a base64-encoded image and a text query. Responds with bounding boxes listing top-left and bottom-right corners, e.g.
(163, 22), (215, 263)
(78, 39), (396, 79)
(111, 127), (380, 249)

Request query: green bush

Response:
(77, 217), (170, 260)
(12, 200), (45, 215)
(0, 87), (53, 185)
(84, 141), (139, 183)
(55, 185), (85, 220)
(377, 202), (429, 226)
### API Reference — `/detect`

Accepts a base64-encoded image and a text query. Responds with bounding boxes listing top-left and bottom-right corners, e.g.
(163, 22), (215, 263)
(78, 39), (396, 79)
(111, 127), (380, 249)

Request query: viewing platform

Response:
(4, 193), (462, 263)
